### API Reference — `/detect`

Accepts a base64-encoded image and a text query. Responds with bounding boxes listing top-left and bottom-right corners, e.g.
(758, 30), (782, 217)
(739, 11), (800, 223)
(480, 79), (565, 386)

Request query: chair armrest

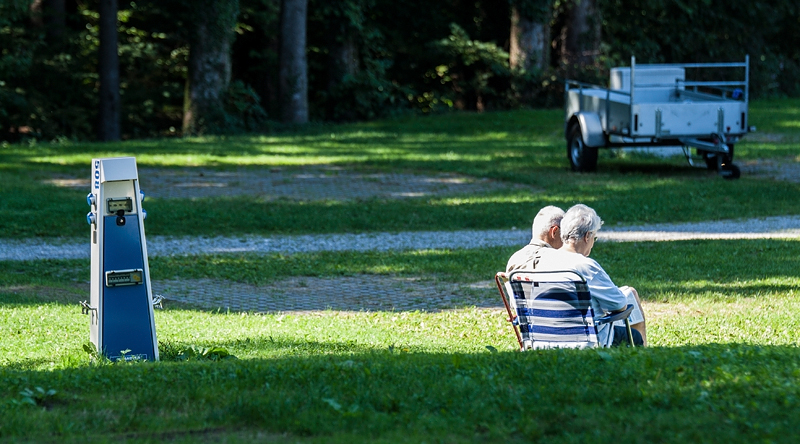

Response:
(594, 304), (634, 326)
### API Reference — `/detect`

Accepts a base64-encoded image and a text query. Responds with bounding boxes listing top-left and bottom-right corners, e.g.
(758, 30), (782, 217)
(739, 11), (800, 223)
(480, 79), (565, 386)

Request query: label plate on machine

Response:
(107, 197), (133, 214)
(105, 269), (144, 287)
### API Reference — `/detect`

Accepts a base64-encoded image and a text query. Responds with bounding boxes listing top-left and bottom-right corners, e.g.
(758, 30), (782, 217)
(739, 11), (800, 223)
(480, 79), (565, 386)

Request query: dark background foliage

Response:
(1, 0), (798, 141)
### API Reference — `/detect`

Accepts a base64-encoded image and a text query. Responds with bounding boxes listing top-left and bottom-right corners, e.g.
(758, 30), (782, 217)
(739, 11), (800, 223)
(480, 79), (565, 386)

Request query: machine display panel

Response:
(105, 269), (144, 287)
(107, 197), (133, 214)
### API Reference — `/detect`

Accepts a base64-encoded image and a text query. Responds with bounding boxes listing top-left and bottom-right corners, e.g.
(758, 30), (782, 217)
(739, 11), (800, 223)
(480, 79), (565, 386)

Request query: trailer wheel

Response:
(720, 163), (741, 180)
(567, 125), (598, 172)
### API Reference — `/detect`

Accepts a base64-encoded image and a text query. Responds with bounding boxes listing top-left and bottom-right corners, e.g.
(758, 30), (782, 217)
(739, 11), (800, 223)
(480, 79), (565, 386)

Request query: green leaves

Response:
(14, 387), (57, 407)
(171, 345), (237, 362)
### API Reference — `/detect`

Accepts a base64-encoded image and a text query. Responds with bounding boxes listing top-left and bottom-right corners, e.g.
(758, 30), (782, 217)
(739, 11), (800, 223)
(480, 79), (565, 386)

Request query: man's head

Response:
(532, 205), (565, 249)
(560, 204), (603, 256)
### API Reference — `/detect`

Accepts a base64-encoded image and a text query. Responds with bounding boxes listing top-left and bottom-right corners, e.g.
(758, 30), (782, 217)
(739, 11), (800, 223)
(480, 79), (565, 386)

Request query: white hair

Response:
(560, 204), (603, 243)
(532, 206), (565, 240)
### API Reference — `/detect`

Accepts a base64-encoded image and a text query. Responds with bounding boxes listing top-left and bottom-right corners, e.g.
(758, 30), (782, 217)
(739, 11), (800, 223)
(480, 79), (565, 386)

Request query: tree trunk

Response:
(328, 36), (358, 90)
(279, 0), (308, 124)
(182, 0), (239, 135)
(29, 0), (43, 27)
(97, 0), (120, 141)
(510, 4), (550, 72)
(562, 0), (601, 75)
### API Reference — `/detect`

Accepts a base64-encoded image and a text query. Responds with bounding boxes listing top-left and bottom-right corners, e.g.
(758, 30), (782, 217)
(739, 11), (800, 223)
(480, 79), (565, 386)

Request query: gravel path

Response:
(2, 215), (799, 262)
(151, 276), (496, 313)
(45, 166), (537, 201)
(601, 215), (800, 241)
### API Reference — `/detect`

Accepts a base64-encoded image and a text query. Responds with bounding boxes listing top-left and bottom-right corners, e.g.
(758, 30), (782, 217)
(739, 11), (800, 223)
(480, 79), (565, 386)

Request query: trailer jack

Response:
(680, 134), (740, 180)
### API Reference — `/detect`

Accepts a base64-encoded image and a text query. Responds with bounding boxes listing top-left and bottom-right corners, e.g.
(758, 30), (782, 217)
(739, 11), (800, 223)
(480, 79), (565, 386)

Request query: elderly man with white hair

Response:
(506, 205), (565, 273)
(536, 204), (647, 347)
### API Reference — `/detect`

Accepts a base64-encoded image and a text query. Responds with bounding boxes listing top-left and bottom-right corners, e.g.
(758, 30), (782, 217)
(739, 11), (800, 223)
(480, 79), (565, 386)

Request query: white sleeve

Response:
(582, 259), (627, 314)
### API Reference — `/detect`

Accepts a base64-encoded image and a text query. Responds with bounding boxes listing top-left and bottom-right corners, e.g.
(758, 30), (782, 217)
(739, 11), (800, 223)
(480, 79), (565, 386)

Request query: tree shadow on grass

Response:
(159, 336), (383, 361)
(2, 343), (800, 442)
(0, 282), (87, 306)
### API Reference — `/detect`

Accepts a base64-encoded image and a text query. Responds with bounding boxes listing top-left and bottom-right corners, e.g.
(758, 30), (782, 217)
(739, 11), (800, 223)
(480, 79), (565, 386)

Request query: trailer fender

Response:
(567, 112), (605, 147)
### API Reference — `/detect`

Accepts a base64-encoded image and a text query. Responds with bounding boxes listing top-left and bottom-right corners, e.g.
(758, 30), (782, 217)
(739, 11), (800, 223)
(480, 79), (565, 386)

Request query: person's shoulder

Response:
(541, 248), (578, 259)
(567, 253), (603, 271)
(582, 255), (604, 269)
(538, 244), (566, 255)
(537, 248), (578, 268)
(542, 249), (599, 272)
(536, 246), (560, 260)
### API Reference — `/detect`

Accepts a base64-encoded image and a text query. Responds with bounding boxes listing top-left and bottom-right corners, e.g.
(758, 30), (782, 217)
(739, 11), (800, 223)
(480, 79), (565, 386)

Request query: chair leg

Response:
(625, 318), (635, 347)
(495, 273), (523, 350)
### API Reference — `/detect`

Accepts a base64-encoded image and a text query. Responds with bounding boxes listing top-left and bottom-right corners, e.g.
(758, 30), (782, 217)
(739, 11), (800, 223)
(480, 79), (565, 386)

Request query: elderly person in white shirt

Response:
(536, 204), (647, 347)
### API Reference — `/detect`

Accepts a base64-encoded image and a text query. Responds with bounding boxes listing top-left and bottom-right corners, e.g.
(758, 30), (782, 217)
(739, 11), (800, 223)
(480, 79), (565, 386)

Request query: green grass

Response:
(2, 345), (800, 443)
(2, 99), (800, 238)
(738, 98), (800, 159)
(2, 100), (800, 442)
(2, 239), (799, 370)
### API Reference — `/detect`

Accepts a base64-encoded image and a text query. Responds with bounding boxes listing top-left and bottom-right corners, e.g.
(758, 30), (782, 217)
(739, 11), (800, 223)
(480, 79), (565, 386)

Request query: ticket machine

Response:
(84, 157), (158, 361)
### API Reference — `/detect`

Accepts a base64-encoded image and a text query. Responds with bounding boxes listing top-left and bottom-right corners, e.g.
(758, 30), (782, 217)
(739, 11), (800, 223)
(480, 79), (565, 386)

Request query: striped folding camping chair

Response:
(495, 270), (635, 350)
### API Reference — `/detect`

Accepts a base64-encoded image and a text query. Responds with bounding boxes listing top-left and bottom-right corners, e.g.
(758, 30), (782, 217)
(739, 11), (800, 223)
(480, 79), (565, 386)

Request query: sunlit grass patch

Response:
(1, 238), (800, 371)
(648, 296), (800, 346)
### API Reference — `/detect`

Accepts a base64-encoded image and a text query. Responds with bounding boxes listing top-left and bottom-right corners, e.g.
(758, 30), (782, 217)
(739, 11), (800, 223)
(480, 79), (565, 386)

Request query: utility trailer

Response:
(564, 56), (754, 178)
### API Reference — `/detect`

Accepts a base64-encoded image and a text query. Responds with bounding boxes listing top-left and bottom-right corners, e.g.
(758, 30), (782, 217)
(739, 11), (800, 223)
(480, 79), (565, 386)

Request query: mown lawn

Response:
(1, 99), (799, 442)
(2, 238), (800, 441)
(1, 99), (799, 238)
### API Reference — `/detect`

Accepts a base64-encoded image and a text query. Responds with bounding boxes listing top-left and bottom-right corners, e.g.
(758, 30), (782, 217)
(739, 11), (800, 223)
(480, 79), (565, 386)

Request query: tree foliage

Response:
(0, 0), (798, 141)
(510, 0), (552, 22)
(601, 0), (800, 98)
(428, 23), (511, 112)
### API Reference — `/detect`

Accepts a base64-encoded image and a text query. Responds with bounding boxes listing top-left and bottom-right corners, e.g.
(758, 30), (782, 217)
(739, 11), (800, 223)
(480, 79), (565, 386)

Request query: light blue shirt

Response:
(535, 248), (628, 346)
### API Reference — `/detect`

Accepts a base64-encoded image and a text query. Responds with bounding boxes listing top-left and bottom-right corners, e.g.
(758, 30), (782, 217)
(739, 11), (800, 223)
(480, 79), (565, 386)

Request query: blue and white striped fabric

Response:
(509, 276), (599, 349)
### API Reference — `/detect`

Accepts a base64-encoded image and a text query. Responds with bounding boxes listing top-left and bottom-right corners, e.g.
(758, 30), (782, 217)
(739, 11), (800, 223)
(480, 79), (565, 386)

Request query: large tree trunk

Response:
(562, 0), (601, 75)
(279, 0), (308, 124)
(97, 0), (120, 141)
(182, 0), (239, 135)
(510, 3), (550, 72)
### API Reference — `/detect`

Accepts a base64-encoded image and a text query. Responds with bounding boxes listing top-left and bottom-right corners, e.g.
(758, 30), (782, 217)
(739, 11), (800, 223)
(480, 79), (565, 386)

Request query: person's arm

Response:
(582, 259), (627, 314)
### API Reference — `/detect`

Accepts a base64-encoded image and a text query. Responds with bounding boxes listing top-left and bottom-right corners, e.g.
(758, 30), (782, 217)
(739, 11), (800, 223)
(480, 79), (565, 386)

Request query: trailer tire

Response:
(721, 163), (741, 180)
(567, 125), (598, 172)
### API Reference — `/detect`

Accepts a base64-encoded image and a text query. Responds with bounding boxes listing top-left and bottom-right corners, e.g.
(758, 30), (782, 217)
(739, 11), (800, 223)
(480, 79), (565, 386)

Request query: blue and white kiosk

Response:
(84, 157), (158, 361)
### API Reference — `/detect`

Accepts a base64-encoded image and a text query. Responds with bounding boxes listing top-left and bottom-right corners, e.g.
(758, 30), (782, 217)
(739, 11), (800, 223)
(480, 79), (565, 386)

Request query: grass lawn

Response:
(2, 239), (800, 441)
(1, 99), (800, 238)
(1, 99), (800, 442)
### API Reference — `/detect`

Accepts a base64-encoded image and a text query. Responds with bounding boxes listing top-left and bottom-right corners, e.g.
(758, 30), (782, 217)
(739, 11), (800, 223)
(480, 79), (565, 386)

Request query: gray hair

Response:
(560, 204), (603, 243)
(532, 205), (565, 239)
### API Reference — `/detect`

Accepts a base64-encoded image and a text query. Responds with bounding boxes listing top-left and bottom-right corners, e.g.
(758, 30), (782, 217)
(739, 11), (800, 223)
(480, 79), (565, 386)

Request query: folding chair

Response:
(495, 270), (635, 350)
